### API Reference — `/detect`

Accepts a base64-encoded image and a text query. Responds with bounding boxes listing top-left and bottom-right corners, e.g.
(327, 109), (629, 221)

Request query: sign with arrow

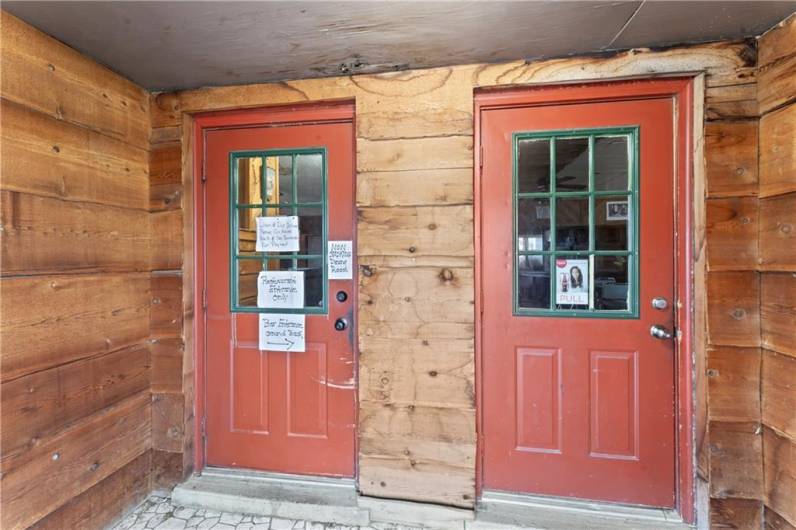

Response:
(259, 313), (305, 352)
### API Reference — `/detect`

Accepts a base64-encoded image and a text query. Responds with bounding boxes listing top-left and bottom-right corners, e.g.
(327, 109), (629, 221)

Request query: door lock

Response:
(336, 290), (348, 302)
(334, 318), (348, 331)
(650, 325), (673, 340)
(651, 297), (668, 310)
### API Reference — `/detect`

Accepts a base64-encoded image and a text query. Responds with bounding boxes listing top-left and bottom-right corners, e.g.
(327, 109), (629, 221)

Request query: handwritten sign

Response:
(259, 313), (305, 352)
(328, 240), (353, 279)
(256, 216), (299, 252)
(257, 270), (304, 309)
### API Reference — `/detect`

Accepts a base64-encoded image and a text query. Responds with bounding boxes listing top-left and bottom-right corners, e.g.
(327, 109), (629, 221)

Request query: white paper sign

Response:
(256, 216), (300, 252)
(328, 240), (353, 279)
(257, 270), (304, 309)
(259, 313), (305, 352)
(555, 258), (589, 306)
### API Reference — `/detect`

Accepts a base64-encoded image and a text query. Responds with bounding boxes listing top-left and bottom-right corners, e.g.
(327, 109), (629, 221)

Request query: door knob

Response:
(334, 318), (347, 331)
(650, 325), (673, 340)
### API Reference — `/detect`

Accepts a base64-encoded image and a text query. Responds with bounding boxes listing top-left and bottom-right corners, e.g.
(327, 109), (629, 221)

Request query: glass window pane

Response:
(554, 255), (590, 309)
(237, 157), (263, 208)
(237, 259), (264, 307)
(518, 255), (550, 309)
(555, 138), (589, 191)
(594, 136), (629, 191)
(596, 195), (630, 250)
(272, 155), (293, 204)
(298, 258), (324, 308)
(298, 207), (323, 255)
(296, 153), (323, 203)
(556, 197), (589, 251)
(518, 198), (551, 251)
(594, 255), (630, 311)
(518, 139), (550, 193)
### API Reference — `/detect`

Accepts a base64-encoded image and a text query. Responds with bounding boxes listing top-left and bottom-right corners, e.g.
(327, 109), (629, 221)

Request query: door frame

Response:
(473, 78), (696, 522)
(191, 100), (358, 475)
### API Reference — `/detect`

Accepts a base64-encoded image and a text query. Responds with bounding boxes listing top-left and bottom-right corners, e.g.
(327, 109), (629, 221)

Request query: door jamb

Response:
(472, 78), (696, 523)
(191, 100), (357, 475)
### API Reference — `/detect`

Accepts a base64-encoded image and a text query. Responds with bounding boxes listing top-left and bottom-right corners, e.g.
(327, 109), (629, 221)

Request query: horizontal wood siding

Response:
(0, 11), (152, 529)
(758, 14), (796, 530)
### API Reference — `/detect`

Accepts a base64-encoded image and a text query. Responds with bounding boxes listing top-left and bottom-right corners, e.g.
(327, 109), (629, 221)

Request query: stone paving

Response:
(110, 492), (427, 530)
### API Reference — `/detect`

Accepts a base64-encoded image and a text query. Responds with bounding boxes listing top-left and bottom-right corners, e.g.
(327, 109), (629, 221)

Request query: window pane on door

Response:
(518, 139), (551, 193)
(595, 195), (630, 251)
(594, 255), (630, 311)
(594, 136), (630, 191)
(518, 198), (551, 251)
(556, 197), (589, 251)
(555, 137), (589, 191)
(518, 255), (550, 309)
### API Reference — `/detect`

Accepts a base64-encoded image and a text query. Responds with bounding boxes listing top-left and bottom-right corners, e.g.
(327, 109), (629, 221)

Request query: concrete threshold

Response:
(477, 490), (694, 530)
(172, 468), (695, 529)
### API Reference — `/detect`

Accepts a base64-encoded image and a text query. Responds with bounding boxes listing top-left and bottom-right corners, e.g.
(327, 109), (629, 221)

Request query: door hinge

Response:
(479, 144), (484, 169)
(202, 288), (207, 310)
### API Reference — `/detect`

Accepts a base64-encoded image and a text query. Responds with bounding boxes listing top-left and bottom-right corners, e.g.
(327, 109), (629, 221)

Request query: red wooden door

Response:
(204, 116), (355, 477)
(480, 88), (677, 506)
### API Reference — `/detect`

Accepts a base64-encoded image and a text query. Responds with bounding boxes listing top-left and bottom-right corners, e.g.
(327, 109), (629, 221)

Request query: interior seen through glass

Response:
(233, 153), (325, 311)
(516, 133), (632, 313)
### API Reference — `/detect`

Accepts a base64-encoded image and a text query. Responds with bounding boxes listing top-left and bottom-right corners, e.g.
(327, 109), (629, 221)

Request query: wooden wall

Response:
(0, 11), (153, 529)
(149, 39), (764, 515)
(757, 15), (796, 530)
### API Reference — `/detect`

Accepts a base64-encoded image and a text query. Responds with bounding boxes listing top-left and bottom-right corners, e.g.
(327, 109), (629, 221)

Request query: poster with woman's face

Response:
(555, 258), (589, 306)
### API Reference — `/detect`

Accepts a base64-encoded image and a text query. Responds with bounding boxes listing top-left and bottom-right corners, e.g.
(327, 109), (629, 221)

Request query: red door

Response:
(204, 109), (355, 476)
(480, 85), (677, 506)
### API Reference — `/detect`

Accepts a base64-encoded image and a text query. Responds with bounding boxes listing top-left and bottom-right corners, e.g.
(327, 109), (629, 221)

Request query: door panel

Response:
(481, 96), (676, 506)
(205, 120), (355, 477)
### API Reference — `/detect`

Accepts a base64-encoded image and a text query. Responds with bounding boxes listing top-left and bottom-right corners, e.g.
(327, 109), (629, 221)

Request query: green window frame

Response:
(513, 126), (640, 318)
(229, 148), (328, 314)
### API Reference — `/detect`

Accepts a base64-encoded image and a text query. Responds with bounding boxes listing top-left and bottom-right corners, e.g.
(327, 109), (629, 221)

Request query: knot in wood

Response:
(734, 167), (745, 176)
(361, 265), (374, 277)
(408, 246), (416, 253)
(428, 223), (437, 230)
(428, 370), (438, 377)
(439, 268), (454, 282)
(779, 223), (792, 234)
(730, 307), (747, 320)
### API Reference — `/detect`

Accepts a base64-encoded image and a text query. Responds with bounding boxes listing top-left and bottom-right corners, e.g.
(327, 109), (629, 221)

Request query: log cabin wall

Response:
(757, 15), (796, 530)
(0, 11), (153, 529)
(149, 37), (774, 519)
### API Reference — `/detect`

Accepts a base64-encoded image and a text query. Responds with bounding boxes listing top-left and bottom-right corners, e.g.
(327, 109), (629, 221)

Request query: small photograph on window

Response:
(606, 200), (629, 221)
(555, 258), (589, 307)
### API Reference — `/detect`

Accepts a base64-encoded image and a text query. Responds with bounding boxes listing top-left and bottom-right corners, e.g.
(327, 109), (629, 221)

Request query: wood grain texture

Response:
(152, 392), (185, 453)
(706, 197), (759, 271)
(708, 347), (761, 423)
(759, 14), (796, 69)
(359, 336), (474, 409)
(0, 99), (149, 210)
(0, 190), (150, 276)
(357, 168), (472, 207)
(761, 273), (796, 357)
(358, 206), (473, 257)
(762, 350), (796, 439)
(152, 449), (185, 489)
(0, 273), (150, 382)
(766, 506), (796, 530)
(759, 193), (796, 272)
(151, 209), (184, 270)
(705, 83), (758, 121)
(710, 498), (763, 530)
(0, 391), (151, 529)
(705, 120), (759, 198)
(759, 104), (796, 198)
(0, 11), (149, 148)
(150, 142), (182, 211)
(763, 427), (796, 526)
(709, 421), (764, 500)
(758, 54), (796, 115)
(707, 271), (761, 347)
(357, 136), (472, 173)
(150, 337), (184, 393)
(151, 272), (184, 338)
(359, 266), (474, 325)
(1, 345), (150, 469)
(29, 450), (151, 530)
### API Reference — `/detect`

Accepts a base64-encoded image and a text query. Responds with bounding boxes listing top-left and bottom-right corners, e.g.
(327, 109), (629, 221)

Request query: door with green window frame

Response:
(203, 108), (356, 477)
(480, 87), (678, 507)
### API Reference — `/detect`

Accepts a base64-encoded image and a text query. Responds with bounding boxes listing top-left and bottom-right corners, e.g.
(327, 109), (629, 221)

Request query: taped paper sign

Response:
(257, 270), (304, 309)
(256, 216), (299, 252)
(555, 258), (589, 306)
(328, 240), (353, 279)
(259, 313), (305, 352)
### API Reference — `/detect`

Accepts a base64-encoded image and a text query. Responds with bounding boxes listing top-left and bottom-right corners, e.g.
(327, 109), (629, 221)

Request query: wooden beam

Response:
(760, 273), (796, 357)
(707, 271), (761, 347)
(759, 105), (796, 198)
(762, 350), (796, 439)
(709, 421), (764, 500)
(763, 427), (796, 526)
(357, 168), (472, 207)
(0, 391), (151, 529)
(707, 347), (761, 423)
(0, 273), (150, 382)
(759, 193), (796, 272)
(705, 120), (758, 198)
(710, 498), (763, 529)
(706, 197), (759, 271)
